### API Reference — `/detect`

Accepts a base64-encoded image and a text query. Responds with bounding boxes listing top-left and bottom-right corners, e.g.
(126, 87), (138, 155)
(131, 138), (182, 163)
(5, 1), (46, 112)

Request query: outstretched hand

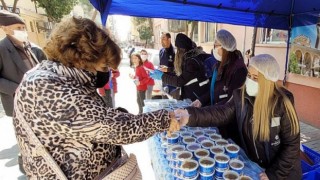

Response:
(167, 116), (180, 137)
(150, 69), (163, 80)
(191, 99), (202, 107)
(174, 109), (190, 127)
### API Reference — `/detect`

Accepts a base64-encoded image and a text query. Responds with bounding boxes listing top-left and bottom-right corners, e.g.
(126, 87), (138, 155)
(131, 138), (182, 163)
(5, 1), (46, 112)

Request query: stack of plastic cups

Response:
(209, 145), (225, 158)
(225, 144), (240, 159)
(214, 154), (230, 179)
(229, 159), (244, 175)
(169, 144), (185, 178)
(223, 170), (240, 180)
(176, 151), (193, 179)
(181, 159), (199, 180)
(194, 149), (210, 161)
(199, 157), (215, 180)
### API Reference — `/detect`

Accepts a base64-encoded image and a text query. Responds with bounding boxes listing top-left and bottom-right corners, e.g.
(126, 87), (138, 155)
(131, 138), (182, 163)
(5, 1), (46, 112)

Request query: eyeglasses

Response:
(214, 44), (222, 49)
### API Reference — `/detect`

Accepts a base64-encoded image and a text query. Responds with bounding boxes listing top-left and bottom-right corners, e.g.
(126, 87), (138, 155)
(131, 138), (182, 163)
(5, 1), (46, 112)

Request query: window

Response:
(30, 21), (34, 32)
(168, 20), (186, 33)
(259, 28), (288, 43)
(205, 22), (215, 42)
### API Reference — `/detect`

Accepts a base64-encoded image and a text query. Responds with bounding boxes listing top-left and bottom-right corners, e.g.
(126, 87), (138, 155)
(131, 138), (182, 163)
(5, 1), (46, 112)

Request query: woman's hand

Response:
(174, 109), (190, 127)
(168, 111), (180, 136)
(259, 172), (269, 180)
(191, 99), (202, 107)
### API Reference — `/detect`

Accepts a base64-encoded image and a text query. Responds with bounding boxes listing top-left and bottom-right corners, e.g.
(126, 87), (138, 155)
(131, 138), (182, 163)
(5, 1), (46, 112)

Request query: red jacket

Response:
(143, 60), (155, 86)
(135, 65), (149, 91)
(98, 70), (120, 94)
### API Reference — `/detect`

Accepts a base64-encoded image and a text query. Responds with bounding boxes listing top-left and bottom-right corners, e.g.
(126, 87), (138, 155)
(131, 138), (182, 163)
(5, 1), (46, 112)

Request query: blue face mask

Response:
(95, 71), (110, 88)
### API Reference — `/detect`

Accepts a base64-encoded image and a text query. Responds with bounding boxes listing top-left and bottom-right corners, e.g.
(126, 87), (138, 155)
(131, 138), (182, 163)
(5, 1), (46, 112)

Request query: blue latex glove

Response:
(150, 69), (163, 80)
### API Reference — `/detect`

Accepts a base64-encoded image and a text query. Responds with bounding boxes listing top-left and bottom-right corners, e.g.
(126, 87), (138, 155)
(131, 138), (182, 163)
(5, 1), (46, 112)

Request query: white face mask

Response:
(140, 55), (148, 61)
(13, 30), (28, 42)
(213, 48), (222, 61)
(245, 77), (259, 96)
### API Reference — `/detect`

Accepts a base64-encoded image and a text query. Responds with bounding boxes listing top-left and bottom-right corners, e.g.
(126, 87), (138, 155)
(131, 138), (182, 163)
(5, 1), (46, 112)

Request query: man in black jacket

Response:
(0, 10), (46, 116)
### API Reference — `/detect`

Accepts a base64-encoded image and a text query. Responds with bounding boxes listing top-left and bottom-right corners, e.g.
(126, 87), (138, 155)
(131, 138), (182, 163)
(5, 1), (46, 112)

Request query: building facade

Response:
(0, 0), (49, 47)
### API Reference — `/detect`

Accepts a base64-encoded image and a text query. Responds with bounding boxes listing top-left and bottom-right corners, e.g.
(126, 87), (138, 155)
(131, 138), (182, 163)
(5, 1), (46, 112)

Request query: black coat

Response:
(186, 89), (301, 180)
(0, 37), (46, 116)
(161, 50), (211, 101)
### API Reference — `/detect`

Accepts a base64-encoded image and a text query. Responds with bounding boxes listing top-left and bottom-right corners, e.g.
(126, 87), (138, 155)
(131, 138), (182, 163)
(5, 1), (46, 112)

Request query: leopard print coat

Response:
(13, 60), (171, 179)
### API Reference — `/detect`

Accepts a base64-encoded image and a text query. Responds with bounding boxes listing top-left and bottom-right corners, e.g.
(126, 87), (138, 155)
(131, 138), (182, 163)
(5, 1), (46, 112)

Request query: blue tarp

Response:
(90, 0), (320, 30)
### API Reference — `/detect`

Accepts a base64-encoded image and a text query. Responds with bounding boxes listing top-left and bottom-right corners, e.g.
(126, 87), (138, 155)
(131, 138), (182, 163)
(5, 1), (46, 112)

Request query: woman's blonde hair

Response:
(174, 47), (186, 76)
(242, 73), (299, 141)
(44, 17), (121, 70)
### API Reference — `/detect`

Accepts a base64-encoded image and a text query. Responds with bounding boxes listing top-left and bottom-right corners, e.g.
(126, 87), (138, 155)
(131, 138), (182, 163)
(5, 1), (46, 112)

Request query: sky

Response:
(112, 15), (131, 41)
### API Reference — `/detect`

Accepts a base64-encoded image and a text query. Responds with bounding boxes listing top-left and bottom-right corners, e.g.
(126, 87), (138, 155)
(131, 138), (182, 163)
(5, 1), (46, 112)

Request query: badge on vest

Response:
(271, 117), (280, 127)
(219, 94), (228, 99)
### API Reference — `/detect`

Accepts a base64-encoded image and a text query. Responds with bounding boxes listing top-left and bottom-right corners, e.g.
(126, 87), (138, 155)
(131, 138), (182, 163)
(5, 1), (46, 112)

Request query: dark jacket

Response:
(161, 49), (211, 101)
(199, 57), (247, 106)
(159, 44), (175, 73)
(186, 89), (301, 180)
(0, 37), (46, 116)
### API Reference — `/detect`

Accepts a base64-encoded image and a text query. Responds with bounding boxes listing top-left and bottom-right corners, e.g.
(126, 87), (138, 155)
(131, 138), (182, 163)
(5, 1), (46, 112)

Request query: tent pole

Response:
(283, 29), (291, 86)
(283, 0), (295, 86)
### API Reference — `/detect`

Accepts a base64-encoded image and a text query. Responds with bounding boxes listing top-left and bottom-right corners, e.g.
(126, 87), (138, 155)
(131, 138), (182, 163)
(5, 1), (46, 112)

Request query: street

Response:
(0, 56), (156, 180)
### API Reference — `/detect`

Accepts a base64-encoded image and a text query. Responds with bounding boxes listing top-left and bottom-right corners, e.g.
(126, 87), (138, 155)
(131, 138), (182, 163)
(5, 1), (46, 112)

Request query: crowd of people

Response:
(0, 9), (302, 180)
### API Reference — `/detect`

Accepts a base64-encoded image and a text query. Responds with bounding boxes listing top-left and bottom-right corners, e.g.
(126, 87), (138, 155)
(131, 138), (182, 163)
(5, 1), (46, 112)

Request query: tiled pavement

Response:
(300, 121), (320, 153)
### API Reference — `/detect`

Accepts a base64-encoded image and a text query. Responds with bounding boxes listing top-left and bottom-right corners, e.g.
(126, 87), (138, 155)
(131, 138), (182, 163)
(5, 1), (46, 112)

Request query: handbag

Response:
(98, 153), (142, 180)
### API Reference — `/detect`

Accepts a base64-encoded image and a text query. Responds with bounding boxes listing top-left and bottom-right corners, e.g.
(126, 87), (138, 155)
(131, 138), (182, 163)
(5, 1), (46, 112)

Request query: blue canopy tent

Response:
(89, 0), (320, 82)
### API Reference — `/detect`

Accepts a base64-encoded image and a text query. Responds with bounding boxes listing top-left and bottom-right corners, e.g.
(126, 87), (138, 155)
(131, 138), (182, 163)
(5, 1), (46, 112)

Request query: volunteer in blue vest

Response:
(150, 33), (211, 101)
(191, 29), (247, 144)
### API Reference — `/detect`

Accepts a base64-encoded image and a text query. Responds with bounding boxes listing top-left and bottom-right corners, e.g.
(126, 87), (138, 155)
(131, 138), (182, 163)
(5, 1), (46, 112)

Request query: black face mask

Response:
(95, 71), (110, 88)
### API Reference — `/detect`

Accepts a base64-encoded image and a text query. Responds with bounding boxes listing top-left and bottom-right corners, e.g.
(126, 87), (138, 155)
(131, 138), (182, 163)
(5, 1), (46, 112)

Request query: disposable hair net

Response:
(249, 54), (280, 82)
(215, 29), (237, 52)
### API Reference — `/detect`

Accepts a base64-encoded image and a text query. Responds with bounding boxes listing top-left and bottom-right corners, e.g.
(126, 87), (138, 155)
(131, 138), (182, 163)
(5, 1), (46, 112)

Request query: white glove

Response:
(174, 109), (190, 127)
(191, 99), (202, 107)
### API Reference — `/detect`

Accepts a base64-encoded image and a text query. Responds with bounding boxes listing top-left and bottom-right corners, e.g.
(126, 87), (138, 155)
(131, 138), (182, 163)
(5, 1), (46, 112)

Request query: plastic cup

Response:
(181, 159), (199, 178)
(215, 139), (229, 147)
(201, 140), (215, 150)
(170, 144), (185, 159)
(229, 159), (244, 174)
(209, 133), (222, 142)
(193, 130), (205, 137)
(183, 137), (197, 145)
(214, 154), (230, 169)
(167, 132), (179, 144)
(210, 146), (225, 158)
(223, 170), (239, 180)
(197, 136), (209, 143)
(194, 149), (210, 160)
(186, 143), (201, 155)
(214, 167), (226, 179)
(177, 151), (193, 167)
(199, 157), (215, 174)
(200, 171), (214, 180)
(225, 144), (240, 159)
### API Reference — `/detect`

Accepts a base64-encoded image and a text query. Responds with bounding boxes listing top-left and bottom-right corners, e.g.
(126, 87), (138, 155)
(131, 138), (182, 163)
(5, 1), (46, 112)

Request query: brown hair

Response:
(44, 17), (121, 71)
(217, 49), (243, 75)
(130, 53), (143, 67)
